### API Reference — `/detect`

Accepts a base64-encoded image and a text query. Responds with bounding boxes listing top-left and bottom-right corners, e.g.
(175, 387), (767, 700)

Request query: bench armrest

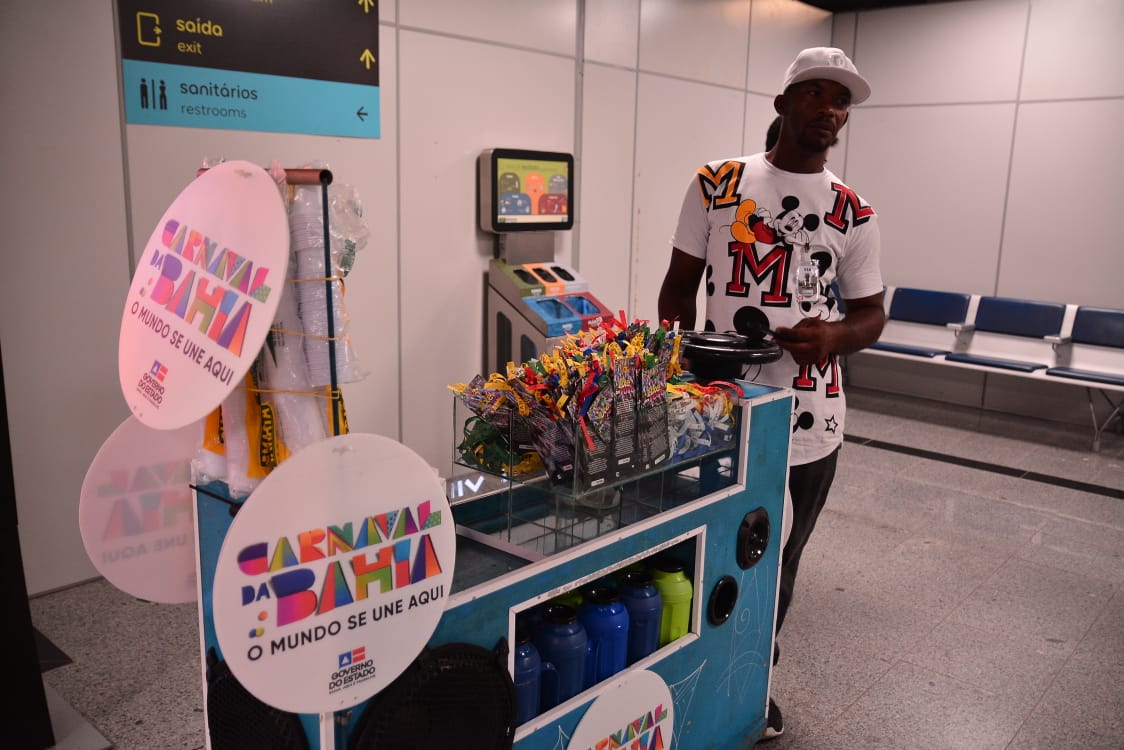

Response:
(947, 323), (974, 334)
(1045, 334), (1072, 348)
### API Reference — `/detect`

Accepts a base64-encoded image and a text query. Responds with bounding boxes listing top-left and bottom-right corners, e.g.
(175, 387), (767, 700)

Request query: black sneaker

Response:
(760, 698), (784, 741)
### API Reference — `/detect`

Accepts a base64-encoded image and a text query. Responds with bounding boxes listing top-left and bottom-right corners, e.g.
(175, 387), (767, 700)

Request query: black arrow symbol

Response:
(356, 106), (368, 121)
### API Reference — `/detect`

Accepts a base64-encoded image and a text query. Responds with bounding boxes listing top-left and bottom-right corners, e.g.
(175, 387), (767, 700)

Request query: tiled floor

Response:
(29, 387), (1124, 749)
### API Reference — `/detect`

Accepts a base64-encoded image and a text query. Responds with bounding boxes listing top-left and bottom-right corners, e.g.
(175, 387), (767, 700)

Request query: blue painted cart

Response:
(194, 381), (790, 749)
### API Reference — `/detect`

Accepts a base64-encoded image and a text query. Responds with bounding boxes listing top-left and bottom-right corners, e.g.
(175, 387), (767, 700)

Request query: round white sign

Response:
(118, 160), (289, 430)
(78, 416), (199, 603)
(211, 433), (456, 714)
(568, 669), (674, 750)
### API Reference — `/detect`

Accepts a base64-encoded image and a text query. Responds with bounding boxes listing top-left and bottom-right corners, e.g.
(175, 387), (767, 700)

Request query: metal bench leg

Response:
(1088, 387), (1123, 452)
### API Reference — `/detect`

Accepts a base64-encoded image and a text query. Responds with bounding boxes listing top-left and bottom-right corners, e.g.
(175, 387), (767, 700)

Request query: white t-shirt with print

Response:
(672, 152), (882, 465)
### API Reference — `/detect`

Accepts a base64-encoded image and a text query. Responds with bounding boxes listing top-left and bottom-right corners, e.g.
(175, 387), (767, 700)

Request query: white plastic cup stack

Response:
(257, 269), (330, 454)
(290, 186), (362, 387)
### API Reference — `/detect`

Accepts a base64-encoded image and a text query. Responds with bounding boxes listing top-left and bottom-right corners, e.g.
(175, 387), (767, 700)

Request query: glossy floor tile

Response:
(29, 386), (1124, 749)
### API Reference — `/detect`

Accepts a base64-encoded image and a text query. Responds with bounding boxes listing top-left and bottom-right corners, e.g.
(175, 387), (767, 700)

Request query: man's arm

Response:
(658, 248), (707, 329)
(774, 292), (885, 366)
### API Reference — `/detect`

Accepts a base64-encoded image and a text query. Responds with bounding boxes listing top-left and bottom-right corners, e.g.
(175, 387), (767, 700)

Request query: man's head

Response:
(766, 116), (782, 151)
(767, 115), (837, 152)
(781, 47), (870, 104)
(773, 47), (869, 156)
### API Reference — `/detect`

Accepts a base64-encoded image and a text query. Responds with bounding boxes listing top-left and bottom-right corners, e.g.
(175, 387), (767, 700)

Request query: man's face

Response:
(779, 79), (852, 152)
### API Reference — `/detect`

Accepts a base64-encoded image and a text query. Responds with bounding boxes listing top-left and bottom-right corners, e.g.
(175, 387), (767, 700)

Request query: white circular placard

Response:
(211, 433), (456, 714)
(568, 670), (674, 750)
(119, 160), (289, 430)
(79, 416), (200, 603)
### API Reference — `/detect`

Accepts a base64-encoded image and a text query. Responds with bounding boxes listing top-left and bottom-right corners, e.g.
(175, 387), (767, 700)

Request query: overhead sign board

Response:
(117, 0), (380, 138)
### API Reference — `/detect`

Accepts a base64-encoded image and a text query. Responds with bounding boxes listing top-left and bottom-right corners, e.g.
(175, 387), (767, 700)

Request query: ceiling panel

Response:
(802, 0), (957, 11)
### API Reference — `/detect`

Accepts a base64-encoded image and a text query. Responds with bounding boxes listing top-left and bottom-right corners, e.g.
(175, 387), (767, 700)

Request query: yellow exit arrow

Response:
(360, 49), (376, 69)
(357, 0), (375, 13)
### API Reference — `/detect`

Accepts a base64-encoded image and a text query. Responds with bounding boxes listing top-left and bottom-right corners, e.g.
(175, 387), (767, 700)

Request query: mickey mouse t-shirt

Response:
(672, 152), (883, 466)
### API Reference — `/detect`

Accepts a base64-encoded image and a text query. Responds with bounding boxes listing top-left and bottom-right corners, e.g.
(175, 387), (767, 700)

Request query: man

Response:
(767, 114), (838, 151)
(658, 47), (885, 742)
(765, 115), (782, 151)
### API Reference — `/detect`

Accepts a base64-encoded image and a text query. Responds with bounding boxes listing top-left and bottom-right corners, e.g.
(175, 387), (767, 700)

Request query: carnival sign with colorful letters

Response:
(79, 415), (200, 603)
(210, 433), (456, 713)
(118, 159), (289, 429)
(568, 669), (674, 750)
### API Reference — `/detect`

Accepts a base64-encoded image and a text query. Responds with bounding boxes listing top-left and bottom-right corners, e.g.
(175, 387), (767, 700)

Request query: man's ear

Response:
(773, 94), (785, 115)
(839, 109), (849, 128)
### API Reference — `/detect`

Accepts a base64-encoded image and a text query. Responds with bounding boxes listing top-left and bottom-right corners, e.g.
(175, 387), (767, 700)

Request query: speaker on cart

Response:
(736, 507), (772, 570)
(348, 639), (516, 750)
(707, 575), (740, 626)
(205, 648), (310, 750)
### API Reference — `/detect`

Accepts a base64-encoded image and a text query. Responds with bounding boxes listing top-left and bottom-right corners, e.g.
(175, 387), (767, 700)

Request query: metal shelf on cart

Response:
(451, 389), (743, 505)
(450, 448), (739, 563)
(451, 436), (738, 504)
(448, 531), (536, 594)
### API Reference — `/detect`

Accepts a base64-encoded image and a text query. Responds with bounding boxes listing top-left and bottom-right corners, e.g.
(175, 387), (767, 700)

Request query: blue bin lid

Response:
(523, 296), (581, 336)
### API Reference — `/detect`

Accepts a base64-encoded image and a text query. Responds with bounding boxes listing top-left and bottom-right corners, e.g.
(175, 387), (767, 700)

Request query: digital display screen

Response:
(495, 157), (569, 225)
(479, 149), (574, 233)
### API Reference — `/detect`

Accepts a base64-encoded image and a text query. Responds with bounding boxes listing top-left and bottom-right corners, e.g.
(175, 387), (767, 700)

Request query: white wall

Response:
(3, 0), (1121, 595)
(844, 0), (1124, 303)
(2, 1), (134, 596)
(839, 0), (1124, 418)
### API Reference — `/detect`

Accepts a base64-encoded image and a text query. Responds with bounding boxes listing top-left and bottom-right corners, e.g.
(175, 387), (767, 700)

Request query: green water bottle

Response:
(651, 557), (693, 646)
(552, 588), (583, 610)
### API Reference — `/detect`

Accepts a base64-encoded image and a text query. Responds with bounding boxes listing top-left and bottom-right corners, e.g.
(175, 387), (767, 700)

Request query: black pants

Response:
(773, 446), (840, 662)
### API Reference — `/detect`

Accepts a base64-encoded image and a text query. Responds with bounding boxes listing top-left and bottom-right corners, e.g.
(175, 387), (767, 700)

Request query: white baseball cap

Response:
(781, 47), (871, 104)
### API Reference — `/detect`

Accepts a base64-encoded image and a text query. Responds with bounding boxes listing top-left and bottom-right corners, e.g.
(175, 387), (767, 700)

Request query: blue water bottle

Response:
(578, 585), (630, 687)
(618, 570), (663, 664)
(534, 604), (588, 710)
(513, 623), (542, 724)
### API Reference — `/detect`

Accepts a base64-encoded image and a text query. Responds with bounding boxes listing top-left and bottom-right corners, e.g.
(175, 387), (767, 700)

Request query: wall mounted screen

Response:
(478, 148), (574, 233)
